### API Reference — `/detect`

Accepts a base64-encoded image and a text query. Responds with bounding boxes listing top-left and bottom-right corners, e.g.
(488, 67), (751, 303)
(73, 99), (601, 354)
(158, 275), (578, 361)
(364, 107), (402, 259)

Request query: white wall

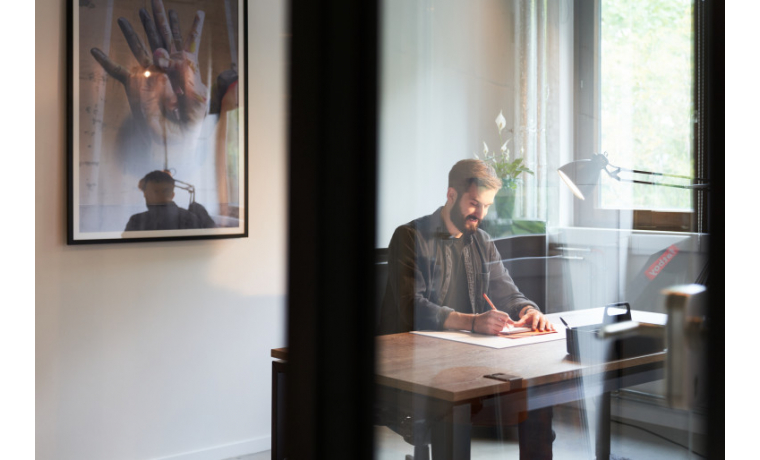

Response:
(377, 0), (573, 246)
(35, 1), (288, 459)
(378, 0), (518, 247)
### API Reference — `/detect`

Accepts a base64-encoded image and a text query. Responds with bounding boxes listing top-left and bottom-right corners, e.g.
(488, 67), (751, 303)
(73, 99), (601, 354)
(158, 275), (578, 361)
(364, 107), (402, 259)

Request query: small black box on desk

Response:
(565, 303), (666, 363)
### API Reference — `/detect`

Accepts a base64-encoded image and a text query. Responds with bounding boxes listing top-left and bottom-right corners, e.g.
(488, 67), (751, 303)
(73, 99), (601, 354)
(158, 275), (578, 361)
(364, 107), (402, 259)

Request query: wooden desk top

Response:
(272, 331), (664, 403)
(374, 333), (663, 402)
(272, 347), (288, 361)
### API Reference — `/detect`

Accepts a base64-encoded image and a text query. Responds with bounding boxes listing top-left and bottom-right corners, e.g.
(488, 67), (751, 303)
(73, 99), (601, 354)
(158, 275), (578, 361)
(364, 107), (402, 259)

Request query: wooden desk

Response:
(272, 310), (666, 460)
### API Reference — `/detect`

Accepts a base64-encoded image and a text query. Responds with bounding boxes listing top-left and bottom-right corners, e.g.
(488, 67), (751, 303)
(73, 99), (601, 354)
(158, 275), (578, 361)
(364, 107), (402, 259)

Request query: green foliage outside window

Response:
(600, 0), (694, 211)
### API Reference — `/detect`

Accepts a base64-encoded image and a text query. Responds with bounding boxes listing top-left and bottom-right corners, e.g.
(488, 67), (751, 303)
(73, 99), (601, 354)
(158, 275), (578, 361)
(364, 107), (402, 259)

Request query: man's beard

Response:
(450, 196), (480, 235)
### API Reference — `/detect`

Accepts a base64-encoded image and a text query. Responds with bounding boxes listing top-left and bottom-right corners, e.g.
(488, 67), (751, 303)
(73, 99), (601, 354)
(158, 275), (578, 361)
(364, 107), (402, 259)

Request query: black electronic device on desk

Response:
(565, 302), (666, 363)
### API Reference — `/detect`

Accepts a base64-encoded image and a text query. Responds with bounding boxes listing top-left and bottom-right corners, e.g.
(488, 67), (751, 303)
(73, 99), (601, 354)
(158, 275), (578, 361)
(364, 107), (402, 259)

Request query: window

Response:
(575, 0), (705, 232)
(600, 0), (695, 212)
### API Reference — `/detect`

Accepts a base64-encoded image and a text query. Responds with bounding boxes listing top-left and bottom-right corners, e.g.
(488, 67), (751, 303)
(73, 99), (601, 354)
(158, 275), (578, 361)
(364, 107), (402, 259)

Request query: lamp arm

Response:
(607, 162), (708, 182)
(173, 179), (196, 204)
(620, 177), (709, 190)
(603, 166), (708, 190)
(628, 168), (708, 182)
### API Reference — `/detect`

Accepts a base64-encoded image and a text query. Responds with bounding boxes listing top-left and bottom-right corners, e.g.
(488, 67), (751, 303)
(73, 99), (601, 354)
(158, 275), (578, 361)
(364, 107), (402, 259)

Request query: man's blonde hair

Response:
(448, 159), (502, 194)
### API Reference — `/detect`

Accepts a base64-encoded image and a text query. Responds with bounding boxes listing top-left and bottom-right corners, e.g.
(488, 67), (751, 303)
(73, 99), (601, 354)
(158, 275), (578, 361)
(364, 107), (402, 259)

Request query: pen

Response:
(483, 293), (497, 311)
(560, 316), (570, 329)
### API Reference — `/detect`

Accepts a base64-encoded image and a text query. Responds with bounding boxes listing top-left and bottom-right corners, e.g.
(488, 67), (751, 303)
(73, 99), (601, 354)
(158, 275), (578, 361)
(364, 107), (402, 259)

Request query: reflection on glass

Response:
(377, 0), (709, 459)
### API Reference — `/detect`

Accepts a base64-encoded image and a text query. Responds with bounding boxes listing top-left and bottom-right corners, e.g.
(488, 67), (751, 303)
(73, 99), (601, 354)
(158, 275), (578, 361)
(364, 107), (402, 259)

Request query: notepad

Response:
(499, 329), (558, 339)
(499, 326), (532, 335)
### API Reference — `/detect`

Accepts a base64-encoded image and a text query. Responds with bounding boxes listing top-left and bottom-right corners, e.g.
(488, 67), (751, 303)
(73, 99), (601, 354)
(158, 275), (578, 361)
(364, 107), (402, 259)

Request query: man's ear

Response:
(446, 187), (458, 205)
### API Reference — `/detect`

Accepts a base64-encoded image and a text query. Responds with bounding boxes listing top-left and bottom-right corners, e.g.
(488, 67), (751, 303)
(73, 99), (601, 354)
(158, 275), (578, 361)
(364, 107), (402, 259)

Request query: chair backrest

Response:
(375, 249), (389, 335)
(493, 234), (548, 311)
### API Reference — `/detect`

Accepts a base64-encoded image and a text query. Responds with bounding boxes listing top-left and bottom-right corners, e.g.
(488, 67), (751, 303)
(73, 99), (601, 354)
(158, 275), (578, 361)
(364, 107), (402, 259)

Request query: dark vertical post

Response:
(595, 392), (611, 460)
(431, 403), (473, 460)
(286, 1), (378, 459)
(703, 1), (724, 459)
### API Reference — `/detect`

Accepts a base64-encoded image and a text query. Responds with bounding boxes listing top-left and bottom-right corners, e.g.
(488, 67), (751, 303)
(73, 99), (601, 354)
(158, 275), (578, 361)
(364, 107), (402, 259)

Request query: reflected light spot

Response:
(144, 70), (151, 78)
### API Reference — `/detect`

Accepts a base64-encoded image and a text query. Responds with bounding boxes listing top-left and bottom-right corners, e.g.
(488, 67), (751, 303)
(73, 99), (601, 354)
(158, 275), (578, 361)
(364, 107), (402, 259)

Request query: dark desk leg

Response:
(272, 360), (287, 460)
(430, 403), (471, 460)
(595, 391), (611, 460)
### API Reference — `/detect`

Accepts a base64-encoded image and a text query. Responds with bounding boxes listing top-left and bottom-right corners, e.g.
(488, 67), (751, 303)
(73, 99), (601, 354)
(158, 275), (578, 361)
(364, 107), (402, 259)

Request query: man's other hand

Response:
(513, 308), (556, 332)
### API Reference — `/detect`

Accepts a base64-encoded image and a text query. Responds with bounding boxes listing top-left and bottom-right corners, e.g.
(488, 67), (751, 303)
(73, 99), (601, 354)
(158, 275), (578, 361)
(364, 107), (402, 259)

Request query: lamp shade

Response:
(557, 154), (609, 200)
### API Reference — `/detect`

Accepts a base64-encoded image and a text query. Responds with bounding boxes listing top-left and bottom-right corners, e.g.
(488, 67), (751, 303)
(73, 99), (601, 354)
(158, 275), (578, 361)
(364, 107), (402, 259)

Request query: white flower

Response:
(482, 141), (489, 156)
(495, 111), (507, 134)
(500, 138), (510, 154)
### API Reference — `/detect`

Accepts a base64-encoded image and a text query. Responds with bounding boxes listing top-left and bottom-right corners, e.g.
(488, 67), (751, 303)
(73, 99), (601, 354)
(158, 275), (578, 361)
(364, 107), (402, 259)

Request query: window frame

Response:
(572, 0), (707, 232)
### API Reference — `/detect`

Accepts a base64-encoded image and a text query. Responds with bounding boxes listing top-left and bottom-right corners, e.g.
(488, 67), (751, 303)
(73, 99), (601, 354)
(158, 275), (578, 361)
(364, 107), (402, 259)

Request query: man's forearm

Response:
(445, 309), (513, 335)
(442, 311), (475, 331)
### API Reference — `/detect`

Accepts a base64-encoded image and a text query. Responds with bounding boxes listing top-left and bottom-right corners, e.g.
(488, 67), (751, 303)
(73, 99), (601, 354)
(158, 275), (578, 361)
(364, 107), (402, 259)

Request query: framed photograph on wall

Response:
(68, 0), (247, 244)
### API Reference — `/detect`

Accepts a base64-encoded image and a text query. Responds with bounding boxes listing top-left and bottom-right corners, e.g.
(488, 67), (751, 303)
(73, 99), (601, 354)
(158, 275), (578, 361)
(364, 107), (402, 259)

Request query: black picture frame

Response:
(68, 0), (248, 244)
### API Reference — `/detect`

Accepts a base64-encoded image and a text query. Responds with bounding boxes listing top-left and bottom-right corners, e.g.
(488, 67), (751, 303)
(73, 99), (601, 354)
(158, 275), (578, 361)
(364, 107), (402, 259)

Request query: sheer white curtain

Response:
(512, 0), (563, 222)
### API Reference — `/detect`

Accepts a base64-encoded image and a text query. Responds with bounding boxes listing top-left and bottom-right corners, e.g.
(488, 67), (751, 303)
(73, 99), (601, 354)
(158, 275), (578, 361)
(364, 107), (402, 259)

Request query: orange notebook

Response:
(499, 329), (558, 339)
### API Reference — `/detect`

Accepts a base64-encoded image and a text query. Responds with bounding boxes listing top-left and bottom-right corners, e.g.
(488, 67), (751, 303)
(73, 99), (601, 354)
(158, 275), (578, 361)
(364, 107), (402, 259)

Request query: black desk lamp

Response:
(557, 152), (709, 200)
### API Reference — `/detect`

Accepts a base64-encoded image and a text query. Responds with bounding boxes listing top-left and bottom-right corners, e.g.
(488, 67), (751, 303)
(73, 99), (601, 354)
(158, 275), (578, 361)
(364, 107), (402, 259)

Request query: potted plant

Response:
(474, 111), (534, 221)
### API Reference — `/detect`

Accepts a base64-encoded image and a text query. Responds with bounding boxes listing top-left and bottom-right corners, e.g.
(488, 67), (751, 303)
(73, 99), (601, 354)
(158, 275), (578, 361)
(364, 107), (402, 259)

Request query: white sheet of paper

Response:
(409, 309), (667, 349)
(411, 316), (566, 349)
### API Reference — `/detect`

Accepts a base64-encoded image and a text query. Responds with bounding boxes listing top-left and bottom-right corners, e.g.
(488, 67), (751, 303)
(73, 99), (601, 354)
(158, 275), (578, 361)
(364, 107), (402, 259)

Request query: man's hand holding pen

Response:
(472, 293), (516, 335)
(472, 309), (514, 335)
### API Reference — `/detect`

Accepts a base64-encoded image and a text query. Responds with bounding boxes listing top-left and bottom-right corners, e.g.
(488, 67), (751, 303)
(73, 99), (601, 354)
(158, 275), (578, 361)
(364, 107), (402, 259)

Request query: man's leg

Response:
(518, 406), (554, 460)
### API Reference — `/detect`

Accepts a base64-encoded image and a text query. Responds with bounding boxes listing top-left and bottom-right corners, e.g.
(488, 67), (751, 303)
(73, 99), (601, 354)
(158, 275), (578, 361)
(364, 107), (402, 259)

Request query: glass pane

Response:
(600, 0), (695, 211)
(376, 1), (710, 459)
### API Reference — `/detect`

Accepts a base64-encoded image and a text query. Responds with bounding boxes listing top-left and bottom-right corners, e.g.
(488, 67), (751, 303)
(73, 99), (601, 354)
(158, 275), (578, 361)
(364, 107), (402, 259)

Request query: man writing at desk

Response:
(379, 159), (555, 459)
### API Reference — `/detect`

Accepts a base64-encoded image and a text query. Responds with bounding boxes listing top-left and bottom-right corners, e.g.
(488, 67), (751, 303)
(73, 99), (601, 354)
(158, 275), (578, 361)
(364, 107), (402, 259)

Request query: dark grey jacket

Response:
(379, 207), (538, 334)
(124, 202), (214, 231)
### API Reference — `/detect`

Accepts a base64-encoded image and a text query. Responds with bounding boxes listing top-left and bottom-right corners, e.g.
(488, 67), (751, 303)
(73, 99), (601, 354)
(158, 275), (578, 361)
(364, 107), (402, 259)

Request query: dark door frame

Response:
(286, 1), (378, 458)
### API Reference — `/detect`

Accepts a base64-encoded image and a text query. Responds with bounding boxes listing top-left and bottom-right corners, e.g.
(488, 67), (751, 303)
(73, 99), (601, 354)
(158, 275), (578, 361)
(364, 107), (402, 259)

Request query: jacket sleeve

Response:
(386, 225), (454, 332)
(485, 239), (540, 318)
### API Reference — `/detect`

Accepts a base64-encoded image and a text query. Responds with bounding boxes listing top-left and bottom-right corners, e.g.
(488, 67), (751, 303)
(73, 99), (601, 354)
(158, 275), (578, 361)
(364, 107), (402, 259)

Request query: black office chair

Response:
(374, 249), (432, 459)
(375, 391), (433, 460)
(493, 234), (548, 310)
(375, 250), (389, 336)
